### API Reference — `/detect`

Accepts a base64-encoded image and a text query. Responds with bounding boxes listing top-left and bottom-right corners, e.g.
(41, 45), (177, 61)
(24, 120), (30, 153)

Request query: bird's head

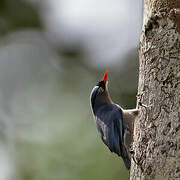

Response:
(90, 71), (111, 114)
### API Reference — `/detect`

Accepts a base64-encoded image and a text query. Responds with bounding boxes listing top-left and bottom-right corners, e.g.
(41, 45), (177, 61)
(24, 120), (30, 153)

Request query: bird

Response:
(90, 71), (140, 170)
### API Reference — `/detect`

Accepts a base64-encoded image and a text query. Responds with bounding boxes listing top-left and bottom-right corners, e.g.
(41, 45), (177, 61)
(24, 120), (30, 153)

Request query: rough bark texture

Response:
(130, 0), (180, 179)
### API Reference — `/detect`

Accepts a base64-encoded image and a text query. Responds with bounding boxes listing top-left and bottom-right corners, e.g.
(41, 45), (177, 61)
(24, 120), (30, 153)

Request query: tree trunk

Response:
(130, 0), (180, 179)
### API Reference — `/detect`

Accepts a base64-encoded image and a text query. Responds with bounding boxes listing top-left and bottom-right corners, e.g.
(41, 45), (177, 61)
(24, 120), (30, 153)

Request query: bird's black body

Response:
(90, 72), (131, 170)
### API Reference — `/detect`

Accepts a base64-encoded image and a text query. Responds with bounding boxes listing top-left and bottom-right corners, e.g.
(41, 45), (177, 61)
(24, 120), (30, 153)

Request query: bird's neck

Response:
(94, 91), (112, 113)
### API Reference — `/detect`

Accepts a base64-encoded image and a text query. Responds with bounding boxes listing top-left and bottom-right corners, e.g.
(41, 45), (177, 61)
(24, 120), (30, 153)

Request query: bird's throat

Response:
(94, 91), (112, 113)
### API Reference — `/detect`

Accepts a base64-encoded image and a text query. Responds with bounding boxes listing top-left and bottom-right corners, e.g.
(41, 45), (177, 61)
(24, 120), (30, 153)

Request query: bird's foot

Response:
(136, 93), (152, 109)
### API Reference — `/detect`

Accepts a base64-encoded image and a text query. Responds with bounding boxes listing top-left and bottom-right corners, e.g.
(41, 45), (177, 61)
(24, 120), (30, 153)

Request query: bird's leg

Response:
(136, 93), (152, 109)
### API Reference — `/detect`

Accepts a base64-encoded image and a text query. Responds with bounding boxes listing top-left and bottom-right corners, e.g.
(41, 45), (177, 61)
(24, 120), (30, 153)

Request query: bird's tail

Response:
(122, 148), (131, 170)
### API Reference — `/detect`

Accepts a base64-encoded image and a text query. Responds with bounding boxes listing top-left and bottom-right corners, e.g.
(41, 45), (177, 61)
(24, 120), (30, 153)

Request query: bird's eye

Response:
(98, 87), (104, 93)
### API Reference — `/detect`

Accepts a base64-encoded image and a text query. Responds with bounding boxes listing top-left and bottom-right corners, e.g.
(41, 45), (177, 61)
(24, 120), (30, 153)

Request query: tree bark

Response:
(130, 0), (180, 179)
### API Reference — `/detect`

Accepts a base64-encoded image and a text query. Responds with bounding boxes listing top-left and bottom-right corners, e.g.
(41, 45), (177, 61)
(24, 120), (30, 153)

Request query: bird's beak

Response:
(102, 71), (108, 85)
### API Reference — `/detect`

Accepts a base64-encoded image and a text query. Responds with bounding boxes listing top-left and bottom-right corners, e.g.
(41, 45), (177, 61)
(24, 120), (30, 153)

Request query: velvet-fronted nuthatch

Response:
(90, 71), (142, 170)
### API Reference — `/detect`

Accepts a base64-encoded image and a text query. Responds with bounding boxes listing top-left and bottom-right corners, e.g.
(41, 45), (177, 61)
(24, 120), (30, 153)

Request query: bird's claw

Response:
(138, 101), (152, 108)
(136, 93), (152, 109)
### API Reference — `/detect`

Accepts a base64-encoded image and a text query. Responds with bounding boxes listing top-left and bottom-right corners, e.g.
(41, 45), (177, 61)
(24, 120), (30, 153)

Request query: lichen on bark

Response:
(130, 0), (180, 179)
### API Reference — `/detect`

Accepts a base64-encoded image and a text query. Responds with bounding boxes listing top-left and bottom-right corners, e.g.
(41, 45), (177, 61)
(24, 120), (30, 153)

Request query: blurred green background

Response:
(0, 0), (141, 180)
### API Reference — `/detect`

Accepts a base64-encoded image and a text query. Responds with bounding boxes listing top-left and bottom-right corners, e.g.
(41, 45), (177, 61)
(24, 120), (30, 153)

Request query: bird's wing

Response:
(96, 104), (130, 169)
(96, 105), (124, 155)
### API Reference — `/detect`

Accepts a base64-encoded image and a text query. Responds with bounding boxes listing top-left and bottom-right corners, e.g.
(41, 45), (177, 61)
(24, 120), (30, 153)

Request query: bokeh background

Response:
(0, 0), (142, 179)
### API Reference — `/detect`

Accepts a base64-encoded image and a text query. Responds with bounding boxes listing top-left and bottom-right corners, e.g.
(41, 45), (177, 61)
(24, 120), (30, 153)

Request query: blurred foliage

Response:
(0, 0), (41, 36)
(14, 48), (136, 179)
(0, 0), (139, 180)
